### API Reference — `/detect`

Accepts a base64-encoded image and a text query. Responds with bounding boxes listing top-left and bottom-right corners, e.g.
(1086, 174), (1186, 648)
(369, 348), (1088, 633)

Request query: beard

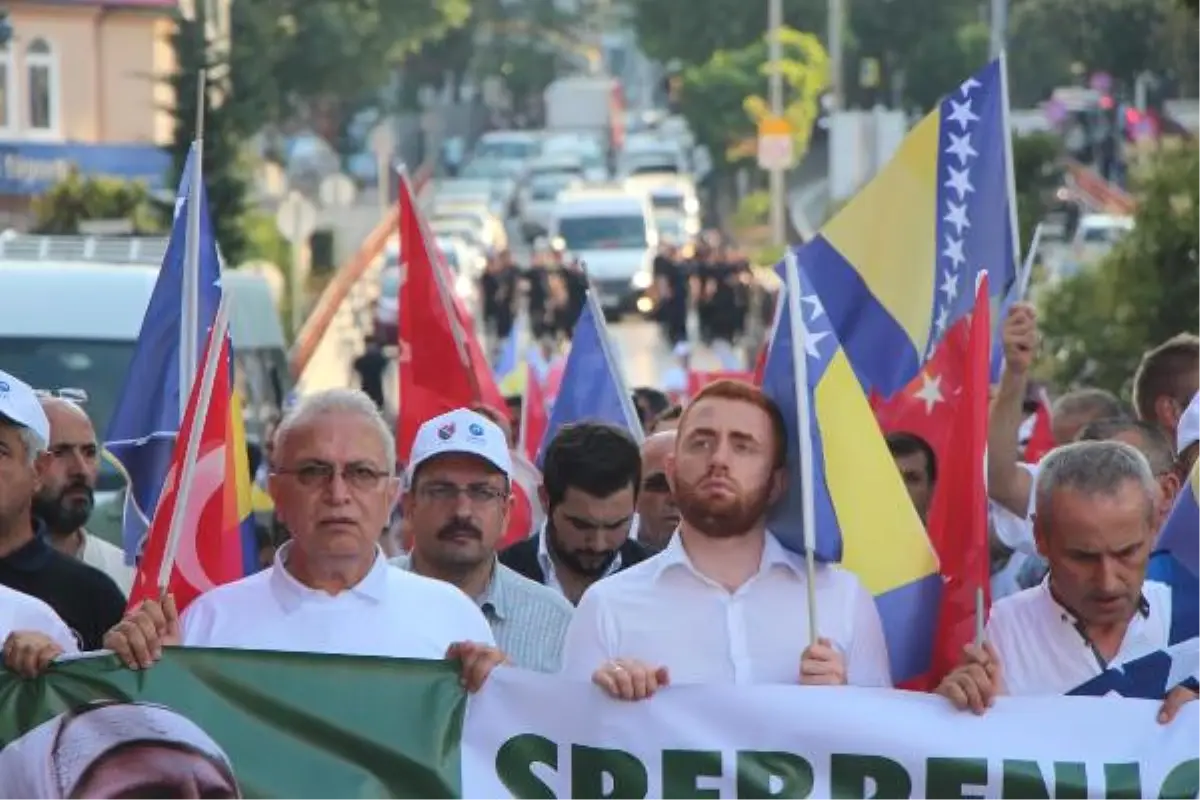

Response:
(33, 482), (95, 536)
(546, 520), (619, 578)
(673, 472), (771, 539)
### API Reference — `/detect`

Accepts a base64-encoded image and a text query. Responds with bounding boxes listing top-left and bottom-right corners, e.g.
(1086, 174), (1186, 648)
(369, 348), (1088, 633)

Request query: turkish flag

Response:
(1022, 386), (1055, 464)
(873, 276), (992, 688)
(129, 328), (243, 613)
(521, 364), (548, 464)
(396, 175), (506, 462)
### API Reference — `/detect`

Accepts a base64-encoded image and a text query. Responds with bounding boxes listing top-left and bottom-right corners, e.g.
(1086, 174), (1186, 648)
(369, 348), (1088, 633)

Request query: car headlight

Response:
(631, 270), (652, 290)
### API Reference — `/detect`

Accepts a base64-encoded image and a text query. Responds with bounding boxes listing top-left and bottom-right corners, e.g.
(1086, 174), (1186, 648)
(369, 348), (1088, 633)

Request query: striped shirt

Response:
(390, 555), (573, 673)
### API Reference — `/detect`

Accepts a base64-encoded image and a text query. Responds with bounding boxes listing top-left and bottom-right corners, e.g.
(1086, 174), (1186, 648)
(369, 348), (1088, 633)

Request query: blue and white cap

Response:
(0, 370), (49, 451)
(406, 408), (513, 485)
(1177, 391), (1199, 455)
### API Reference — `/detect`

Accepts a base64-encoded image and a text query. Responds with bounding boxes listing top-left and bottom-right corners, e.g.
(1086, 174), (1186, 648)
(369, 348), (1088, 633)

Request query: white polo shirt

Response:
(0, 583), (78, 653)
(560, 530), (892, 687)
(987, 578), (1172, 695)
(181, 544), (495, 656)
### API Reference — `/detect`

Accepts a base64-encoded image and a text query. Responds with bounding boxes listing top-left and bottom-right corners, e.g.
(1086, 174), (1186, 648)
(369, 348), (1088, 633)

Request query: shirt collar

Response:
(270, 542), (390, 613)
(536, 520), (626, 580)
(394, 553), (510, 621)
(654, 528), (804, 582)
(1036, 576), (1151, 629)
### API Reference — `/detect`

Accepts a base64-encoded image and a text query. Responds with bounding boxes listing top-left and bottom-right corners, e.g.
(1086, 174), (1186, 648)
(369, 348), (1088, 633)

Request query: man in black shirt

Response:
(353, 333), (389, 411)
(653, 242), (689, 346)
(0, 370), (125, 650)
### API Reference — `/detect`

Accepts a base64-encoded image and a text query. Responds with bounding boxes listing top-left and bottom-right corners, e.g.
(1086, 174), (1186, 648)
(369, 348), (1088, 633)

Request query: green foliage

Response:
(1036, 143), (1199, 395)
(632, 0), (825, 69)
(680, 27), (827, 175)
(228, 0), (470, 130)
(166, 7), (251, 265)
(733, 190), (772, 229)
(1011, 132), (1065, 254)
(31, 172), (165, 235)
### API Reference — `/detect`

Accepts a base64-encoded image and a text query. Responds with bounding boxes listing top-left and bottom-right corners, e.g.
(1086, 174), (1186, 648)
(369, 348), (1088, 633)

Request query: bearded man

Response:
(33, 397), (133, 595)
(560, 380), (893, 698)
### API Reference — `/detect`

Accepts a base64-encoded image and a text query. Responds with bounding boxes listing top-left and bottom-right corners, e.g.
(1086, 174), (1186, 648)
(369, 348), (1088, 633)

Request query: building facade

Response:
(0, 0), (202, 218)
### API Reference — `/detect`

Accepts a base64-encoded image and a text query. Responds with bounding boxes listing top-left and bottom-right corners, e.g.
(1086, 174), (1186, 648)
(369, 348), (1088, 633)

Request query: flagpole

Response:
(783, 248), (820, 647)
(1017, 222), (1043, 300)
(158, 295), (230, 593)
(998, 50), (1022, 277)
(583, 287), (645, 443)
(180, 69), (207, 415)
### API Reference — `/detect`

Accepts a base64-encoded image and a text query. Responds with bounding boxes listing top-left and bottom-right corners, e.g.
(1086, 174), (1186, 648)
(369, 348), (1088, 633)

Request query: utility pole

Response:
(989, 0), (1007, 60)
(768, 0), (786, 248)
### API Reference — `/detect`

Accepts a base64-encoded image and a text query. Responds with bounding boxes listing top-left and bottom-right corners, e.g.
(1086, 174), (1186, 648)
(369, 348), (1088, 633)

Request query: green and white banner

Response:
(0, 651), (1195, 799)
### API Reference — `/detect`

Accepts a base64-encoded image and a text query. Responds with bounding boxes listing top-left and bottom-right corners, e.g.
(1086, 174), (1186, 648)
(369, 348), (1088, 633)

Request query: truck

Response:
(543, 75), (625, 162)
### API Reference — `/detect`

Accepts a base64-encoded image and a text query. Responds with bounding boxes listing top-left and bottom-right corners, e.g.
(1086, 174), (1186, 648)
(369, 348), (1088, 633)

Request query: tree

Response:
(1036, 143), (1199, 395)
(680, 27), (828, 176)
(1011, 132), (1065, 254)
(165, 6), (251, 265)
(632, 0), (824, 69)
(32, 172), (165, 235)
(227, 0), (470, 136)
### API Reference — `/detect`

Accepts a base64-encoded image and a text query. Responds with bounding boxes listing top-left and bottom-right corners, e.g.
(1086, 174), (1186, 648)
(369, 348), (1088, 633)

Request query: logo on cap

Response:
(469, 422), (485, 437)
(0, 381), (8, 393)
(437, 422), (456, 440)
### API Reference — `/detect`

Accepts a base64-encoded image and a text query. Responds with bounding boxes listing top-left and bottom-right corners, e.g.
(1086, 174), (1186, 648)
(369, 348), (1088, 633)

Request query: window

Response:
(26, 38), (58, 135)
(0, 42), (12, 131)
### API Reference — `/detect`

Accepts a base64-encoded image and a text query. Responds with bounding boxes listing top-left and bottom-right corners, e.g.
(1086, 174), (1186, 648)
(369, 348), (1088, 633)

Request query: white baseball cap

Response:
(0, 370), (49, 452)
(1177, 391), (1199, 455)
(406, 408), (513, 485)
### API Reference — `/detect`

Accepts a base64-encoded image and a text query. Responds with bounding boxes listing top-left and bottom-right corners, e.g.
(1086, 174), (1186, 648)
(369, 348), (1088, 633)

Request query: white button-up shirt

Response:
(181, 544), (495, 656)
(560, 530), (893, 687)
(987, 578), (1172, 695)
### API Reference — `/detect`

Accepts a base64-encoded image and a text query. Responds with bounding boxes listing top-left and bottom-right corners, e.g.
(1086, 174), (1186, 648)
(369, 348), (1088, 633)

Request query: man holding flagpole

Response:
(562, 380), (892, 699)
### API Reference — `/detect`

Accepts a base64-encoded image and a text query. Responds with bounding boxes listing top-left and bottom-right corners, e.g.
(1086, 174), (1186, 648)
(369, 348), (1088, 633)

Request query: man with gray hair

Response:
(71, 389), (508, 693)
(937, 440), (1196, 724)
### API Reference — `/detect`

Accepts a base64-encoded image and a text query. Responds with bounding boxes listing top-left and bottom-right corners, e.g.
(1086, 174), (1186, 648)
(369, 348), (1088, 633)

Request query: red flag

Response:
(521, 364), (548, 464)
(873, 275), (992, 688)
(502, 451), (544, 548)
(1022, 386), (1055, 463)
(688, 369), (755, 399)
(129, 331), (243, 613)
(396, 176), (505, 462)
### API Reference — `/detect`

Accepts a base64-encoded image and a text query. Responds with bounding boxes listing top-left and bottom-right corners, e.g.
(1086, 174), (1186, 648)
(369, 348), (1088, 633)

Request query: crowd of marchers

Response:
(0, 301), (1195, 732)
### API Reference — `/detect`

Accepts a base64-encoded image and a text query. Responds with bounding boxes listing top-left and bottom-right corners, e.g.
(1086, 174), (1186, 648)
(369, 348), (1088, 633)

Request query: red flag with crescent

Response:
(129, 327), (243, 613)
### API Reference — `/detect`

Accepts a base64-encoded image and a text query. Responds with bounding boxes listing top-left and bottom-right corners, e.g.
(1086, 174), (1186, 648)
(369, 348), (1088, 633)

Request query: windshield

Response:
(530, 172), (579, 200)
(0, 338), (136, 493)
(1082, 225), (1128, 244)
(473, 139), (539, 162)
(558, 215), (648, 250)
(651, 194), (685, 213)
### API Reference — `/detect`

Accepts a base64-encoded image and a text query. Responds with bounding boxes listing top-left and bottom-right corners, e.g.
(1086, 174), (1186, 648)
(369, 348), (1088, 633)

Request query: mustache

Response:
(436, 520), (482, 540)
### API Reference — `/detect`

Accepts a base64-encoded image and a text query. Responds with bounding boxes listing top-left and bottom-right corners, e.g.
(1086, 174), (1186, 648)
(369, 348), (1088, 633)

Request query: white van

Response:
(0, 236), (291, 498)
(549, 189), (656, 315)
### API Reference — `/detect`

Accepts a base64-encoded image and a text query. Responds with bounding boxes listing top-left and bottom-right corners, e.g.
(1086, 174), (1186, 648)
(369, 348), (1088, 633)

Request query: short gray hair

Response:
(274, 389), (395, 475)
(17, 426), (43, 466)
(1035, 440), (1158, 525)
(1051, 388), (1124, 422)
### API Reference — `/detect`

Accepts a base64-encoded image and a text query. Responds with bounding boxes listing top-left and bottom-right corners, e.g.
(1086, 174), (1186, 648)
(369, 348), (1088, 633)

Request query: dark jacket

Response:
(499, 534), (652, 586)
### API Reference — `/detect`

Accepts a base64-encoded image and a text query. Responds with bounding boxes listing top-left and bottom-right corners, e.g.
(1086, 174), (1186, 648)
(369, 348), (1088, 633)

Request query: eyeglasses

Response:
(417, 482), (509, 506)
(35, 388), (88, 404)
(273, 462), (390, 491)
